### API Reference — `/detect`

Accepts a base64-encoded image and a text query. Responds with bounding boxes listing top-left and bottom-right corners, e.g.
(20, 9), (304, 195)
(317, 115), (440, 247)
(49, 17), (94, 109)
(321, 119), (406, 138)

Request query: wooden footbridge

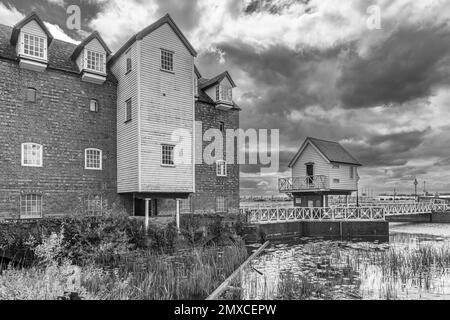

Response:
(241, 202), (450, 224)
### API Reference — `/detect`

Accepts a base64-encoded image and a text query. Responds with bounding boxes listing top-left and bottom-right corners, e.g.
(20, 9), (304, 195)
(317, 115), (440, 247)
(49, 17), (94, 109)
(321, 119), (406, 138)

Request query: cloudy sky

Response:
(2, 0), (450, 196)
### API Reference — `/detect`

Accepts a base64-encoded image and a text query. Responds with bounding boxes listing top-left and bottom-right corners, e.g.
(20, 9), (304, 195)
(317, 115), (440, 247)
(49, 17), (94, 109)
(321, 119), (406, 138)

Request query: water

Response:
(238, 223), (450, 300)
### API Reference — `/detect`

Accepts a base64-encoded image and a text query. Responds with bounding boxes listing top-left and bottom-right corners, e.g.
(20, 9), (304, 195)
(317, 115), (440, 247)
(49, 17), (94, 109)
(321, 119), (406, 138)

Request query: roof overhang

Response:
(71, 31), (112, 61)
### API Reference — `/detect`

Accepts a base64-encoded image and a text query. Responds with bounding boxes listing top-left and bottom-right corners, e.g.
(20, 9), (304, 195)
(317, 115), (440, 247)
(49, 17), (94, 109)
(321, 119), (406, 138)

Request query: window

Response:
(22, 143), (43, 167)
(180, 198), (191, 213)
(90, 99), (98, 112)
(194, 76), (198, 98)
(216, 85), (232, 102)
(161, 49), (173, 72)
(85, 148), (102, 170)
(350, 166), (354, 179)
(161, 144), (175, 166)
(216, 160), (227, 177)
(22, 33), (46, 59)
(26, 88), (36, 102)
(332, 164), (340, 169)
(20, 194), (42, 219)
(219, 121), (225, 133)
(86, 50), (105, 73)
(87, 195), (102, 215)
(333, 178), (340, 184)
(216, 196), (226, 213)
(125, 99), (132, 122)
(125, 49), (132, 73)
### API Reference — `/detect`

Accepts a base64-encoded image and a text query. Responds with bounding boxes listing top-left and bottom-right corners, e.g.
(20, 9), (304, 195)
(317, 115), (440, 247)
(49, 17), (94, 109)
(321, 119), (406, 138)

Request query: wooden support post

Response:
(145, 198), (150, 233)
(176, 199), (180, 233)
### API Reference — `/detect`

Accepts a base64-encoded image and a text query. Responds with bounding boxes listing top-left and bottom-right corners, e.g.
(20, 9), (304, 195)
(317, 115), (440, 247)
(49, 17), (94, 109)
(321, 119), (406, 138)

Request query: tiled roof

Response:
(199, 71), (236, 89)
(196, 74), (240, 110)
(108, 14), (197, 66)
(289, 137), (362, 167)
(0, 24), (116, 82)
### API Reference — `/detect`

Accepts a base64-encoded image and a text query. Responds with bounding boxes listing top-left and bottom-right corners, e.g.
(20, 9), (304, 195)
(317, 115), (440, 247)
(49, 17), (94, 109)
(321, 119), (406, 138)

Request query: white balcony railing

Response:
(278, 175), (329, 192)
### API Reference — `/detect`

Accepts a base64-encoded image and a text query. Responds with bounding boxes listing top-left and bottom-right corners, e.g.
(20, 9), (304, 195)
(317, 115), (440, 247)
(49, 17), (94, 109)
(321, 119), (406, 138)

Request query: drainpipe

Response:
(176, 199), (181, 233)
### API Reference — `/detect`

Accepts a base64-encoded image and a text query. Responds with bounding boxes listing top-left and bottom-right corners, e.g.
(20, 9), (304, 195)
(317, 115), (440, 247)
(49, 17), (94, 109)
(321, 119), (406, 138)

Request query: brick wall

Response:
(191, 101), (240, 214)
(0, 59), (131, 218)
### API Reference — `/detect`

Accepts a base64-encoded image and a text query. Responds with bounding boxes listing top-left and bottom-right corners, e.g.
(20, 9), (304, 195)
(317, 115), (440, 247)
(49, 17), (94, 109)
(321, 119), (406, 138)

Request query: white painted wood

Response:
(110, 42), (140, 193)
(138, 23), (194, 193)
(291, 142), (357, 192)
(144, 198), (150, 231)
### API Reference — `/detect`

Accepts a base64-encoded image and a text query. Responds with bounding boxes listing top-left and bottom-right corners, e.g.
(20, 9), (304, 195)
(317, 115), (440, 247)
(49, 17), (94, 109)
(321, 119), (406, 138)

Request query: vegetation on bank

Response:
(0, 212), (248, 300)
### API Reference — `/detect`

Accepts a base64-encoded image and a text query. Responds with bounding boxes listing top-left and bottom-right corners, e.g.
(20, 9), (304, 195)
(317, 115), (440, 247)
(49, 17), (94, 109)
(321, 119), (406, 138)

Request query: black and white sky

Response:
(2, 0), (450, 196)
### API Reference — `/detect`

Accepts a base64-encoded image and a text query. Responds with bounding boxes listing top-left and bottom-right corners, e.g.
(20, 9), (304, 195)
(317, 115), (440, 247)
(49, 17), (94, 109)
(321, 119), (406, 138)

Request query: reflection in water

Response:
(238, 227), (450, 300)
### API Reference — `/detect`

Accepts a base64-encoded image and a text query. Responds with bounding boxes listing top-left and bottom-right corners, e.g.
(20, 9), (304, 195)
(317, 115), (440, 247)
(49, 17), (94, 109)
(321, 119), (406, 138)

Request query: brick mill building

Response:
(0, 12), (240, 219)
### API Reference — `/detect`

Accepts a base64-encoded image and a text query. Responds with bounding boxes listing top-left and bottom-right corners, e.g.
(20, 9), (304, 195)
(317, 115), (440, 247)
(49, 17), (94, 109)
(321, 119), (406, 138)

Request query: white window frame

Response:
(27, 88), (37, 102)
(85, 148), (102, 170)
(125, 49), (132, 74)
(87, 195), (103, 215)
(216, 160), (227, 177)
(84, 49), (106, 74)
(332, 164), (340, 169)
(125, 98), (132, 122)
(160, 49), (174, 72)
(333, 178), (340, 184)
(161, 144), (175, 166)
(216, 196), (227, 213)
(216, 84), (232, 102)
(90, 99), (98, 112)
(20, 194), (43, 219)
(21, 32), (47, 60)
(21, 143), (43, 167)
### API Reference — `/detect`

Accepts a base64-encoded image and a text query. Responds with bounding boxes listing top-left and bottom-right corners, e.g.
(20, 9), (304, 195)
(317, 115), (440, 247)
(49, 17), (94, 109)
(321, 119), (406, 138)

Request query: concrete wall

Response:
(247, 221), (389, 243)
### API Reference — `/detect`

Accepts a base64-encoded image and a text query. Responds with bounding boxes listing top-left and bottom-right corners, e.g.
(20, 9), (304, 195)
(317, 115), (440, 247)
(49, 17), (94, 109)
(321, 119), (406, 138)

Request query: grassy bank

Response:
(0, 213), (248, 300)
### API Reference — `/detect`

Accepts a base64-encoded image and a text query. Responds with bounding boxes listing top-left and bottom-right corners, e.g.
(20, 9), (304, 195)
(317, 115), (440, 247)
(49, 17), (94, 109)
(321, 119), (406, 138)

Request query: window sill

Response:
(85, 168), (103, 171)
(161, 164), (176, 168)
(124, 119), (132, 124)
(160, 68), (175, 74)
(20, 216), (42, 220)
(217, 175), (228, 177)
(21, 164), (42, 168)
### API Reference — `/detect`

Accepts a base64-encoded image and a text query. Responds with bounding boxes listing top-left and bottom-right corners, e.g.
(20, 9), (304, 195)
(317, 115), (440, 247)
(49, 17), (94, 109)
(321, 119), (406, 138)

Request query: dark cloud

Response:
(343, 128), (431, 167)
(338, 25), (450, 109)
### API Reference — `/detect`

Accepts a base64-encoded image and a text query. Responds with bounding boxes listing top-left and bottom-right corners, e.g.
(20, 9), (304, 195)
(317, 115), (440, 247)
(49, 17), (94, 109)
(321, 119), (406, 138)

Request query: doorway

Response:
(306, 163), (314, 185)
(134, 199), (158, 217)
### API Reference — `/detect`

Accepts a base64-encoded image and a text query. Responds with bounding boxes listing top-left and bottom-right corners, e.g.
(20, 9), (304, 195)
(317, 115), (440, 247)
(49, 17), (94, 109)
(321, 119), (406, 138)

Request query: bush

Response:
(0, 212), (177, 266)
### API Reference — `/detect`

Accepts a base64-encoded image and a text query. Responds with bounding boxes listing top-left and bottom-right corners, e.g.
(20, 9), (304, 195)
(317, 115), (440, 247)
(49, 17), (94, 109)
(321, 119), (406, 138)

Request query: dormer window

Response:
(216, 84), (232, 102)
(22, 33), (46, 60)
(86, 50), (106, 73)
(11, 13), (53, 72)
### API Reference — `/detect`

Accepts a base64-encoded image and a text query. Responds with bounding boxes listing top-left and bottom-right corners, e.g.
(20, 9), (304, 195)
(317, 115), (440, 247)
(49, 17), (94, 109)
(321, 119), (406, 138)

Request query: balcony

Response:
(279, 175), (329, 192)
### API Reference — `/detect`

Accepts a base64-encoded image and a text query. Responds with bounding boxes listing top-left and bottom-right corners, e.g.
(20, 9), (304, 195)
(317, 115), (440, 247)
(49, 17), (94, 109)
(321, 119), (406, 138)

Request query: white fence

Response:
(242, 203), (450, 224)
(242, 206), (386, 224)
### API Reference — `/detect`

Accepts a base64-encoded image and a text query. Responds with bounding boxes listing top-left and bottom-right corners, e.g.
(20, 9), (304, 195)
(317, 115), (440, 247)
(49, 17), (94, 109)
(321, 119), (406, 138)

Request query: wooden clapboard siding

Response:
(329, 164), (357, 190)
(291, 142), (358, 192)
(110, 42), (140, 193)
(292, 143), (330, 178)
(139, 23), (194, 192)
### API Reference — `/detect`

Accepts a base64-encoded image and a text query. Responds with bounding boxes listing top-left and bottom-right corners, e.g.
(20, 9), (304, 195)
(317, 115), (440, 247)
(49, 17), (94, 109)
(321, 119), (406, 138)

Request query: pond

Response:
(237, 223), (450, 300)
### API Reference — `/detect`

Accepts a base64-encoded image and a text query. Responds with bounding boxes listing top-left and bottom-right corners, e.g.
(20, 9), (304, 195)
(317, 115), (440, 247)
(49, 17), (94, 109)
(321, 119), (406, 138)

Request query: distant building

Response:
(279, 137), (362, 207)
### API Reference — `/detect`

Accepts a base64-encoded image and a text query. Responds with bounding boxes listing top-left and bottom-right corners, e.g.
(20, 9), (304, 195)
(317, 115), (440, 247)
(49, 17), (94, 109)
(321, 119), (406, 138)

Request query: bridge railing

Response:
(242, 206), (386, 224)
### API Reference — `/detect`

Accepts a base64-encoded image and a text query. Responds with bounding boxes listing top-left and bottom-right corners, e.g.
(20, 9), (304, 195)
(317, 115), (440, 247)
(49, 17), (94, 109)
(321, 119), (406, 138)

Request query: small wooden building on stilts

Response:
(279, 137), (362, 207)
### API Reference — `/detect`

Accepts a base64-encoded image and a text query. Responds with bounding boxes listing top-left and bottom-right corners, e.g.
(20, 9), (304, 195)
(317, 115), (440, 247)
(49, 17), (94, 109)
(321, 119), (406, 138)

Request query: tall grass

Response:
(0, 228), (249, 300)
